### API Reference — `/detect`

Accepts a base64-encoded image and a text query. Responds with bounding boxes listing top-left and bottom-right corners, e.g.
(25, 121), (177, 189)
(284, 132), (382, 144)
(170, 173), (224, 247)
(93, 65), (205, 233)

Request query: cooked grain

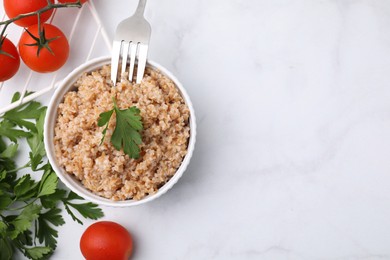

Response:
(54, 65), (190, 200)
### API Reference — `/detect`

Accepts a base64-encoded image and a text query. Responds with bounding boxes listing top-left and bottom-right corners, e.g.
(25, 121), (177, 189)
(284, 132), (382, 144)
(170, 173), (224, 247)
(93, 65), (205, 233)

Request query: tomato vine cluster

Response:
(0, 0), (88, 82)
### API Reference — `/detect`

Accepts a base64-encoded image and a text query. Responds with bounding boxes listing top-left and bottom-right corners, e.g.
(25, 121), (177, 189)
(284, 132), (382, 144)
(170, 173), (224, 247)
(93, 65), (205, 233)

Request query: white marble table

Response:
(2, 0), (390, 259)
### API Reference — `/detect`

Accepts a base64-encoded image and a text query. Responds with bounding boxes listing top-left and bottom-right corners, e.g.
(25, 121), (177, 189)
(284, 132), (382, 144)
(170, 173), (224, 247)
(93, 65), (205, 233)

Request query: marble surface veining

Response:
(2, 0), (390, 259)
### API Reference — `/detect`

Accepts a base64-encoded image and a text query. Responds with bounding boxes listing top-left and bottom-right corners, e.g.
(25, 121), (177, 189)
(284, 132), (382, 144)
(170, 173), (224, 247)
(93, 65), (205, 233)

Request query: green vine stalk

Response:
(0, 0), (83, 43)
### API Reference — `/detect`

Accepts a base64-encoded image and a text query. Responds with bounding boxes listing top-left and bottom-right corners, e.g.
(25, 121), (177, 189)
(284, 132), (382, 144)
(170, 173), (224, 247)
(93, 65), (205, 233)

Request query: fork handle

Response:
(134, 0), (147, 16)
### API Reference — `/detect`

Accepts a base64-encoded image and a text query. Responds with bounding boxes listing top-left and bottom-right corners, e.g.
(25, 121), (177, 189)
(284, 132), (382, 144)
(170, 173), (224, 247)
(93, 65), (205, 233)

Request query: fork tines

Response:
(111, 0), (151, 86)
(111, 40), (148, 86)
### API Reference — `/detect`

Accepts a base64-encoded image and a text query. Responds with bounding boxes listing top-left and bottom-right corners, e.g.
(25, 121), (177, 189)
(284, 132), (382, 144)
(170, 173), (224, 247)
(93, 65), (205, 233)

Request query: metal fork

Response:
(111, 0), (151, 86)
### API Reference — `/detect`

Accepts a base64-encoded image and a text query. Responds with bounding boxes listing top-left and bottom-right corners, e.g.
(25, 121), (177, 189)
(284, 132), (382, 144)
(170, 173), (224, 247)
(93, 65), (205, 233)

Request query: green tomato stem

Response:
(0, 1), (82, 42)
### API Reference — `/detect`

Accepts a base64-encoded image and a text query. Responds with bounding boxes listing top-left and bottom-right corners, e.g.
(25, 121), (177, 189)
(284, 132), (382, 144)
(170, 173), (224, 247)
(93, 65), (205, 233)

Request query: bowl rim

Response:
(44, 56), (196, 207)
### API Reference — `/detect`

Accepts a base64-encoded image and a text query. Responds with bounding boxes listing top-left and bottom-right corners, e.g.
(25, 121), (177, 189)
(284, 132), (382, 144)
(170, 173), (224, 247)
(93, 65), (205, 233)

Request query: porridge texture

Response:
(54, 65), (190, 200)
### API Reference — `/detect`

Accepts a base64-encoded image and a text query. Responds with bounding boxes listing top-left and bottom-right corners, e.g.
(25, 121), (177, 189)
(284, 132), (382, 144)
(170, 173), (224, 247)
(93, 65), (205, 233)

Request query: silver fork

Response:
(111, 0), (151, 86)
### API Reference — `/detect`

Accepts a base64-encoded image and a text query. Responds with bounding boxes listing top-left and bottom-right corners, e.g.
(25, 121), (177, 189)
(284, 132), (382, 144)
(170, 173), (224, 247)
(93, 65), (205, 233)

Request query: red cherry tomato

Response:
(0, 37), (20, 82)
(18, 23), (69, 73)
(80, 221), (133, 260)
(3, 0), (54, 27)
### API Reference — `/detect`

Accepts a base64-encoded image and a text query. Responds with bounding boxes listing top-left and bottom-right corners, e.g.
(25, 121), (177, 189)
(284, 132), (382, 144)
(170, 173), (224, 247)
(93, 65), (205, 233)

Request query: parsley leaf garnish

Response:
(62, 191), (103, 225)
(0, 93), (104, 260)
(3, 101), (46, 132)
(37, 208), (65, 249)
(25, 247), (52, 259)
(9, 203), (42, 239)
(98, 97), (143, 159)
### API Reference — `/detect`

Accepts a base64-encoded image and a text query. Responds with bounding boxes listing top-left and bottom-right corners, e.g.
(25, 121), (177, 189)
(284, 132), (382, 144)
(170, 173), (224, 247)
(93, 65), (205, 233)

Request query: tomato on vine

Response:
(3, 0), (54, 27)
(19, 24), (70, 73)
(0, 37), (20, 82)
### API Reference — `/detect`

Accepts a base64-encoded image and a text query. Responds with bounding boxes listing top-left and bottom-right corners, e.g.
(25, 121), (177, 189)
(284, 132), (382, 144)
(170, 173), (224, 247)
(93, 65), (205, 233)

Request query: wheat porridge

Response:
(54, 65), (190, 200)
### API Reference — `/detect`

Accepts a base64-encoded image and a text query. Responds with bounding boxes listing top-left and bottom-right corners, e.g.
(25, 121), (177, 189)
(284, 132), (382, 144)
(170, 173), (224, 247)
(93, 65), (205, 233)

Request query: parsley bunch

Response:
(98, 97), (143, 159)
(0, 93), (104, 260)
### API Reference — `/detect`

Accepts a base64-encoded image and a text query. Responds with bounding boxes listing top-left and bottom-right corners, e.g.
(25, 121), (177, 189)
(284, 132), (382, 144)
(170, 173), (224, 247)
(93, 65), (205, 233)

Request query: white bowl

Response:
(44, 56), (196, 207)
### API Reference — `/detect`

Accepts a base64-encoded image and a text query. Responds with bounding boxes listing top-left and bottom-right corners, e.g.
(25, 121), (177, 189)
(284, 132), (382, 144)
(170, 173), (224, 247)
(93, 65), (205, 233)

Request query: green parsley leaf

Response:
(9, 204), (41, 239)
(29, 152), (43, 172)
(64, 202), (103, 223)
(3, 101), (46, 132)
(0, 192), (12, 210)
(37, 170), (58, 198)
(0, 120), (31, 142)
(0, 94), (104, 260)
(0, 164), (16, 191)
(62, 203), (82, 225)
(40, 189), (67, 209)
(17, 229), (33, 247)
(98, 97), (143, 159)
(0, 143), (18, 159)
(11, 92), (21, 103)
(0, 170), (6, 181)
(97, 109), (114, 145)
(0, 237), (13, 260)
(36, 107), (46, 138)
(0, 220), (7, 234)
(97, 109), (114, 127)
(66, 191), (83, 201)
(40, 208), (65, 226)
(37, 208), (65, 249)
(27, 133), (45, 171)
(25, 246), (52, 260)
(62, 192), (103, 225)
(27, 108), (46, 156)
(14, 174), (39, 200)
(27, 107), (46, 171)
(0, 154), (16, 172)
(0, 137), (6, 153)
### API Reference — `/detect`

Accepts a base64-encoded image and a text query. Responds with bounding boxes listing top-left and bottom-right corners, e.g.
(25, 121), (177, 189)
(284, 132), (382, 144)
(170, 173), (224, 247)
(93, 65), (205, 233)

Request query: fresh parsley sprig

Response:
(98, 97), (143, 159)
(0, 93), (104, 260)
